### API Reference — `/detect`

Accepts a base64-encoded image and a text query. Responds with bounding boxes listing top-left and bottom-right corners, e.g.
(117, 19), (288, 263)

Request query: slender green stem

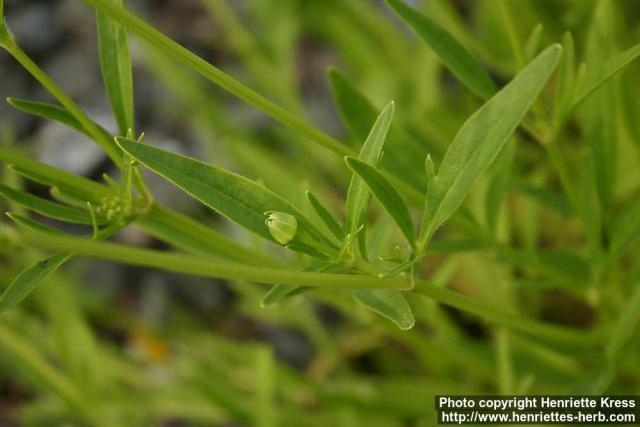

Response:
(5, 45), (121, 163)
(12, 229), (411, 290)
(137, 204), (279, 267)
(412, 282), (600, 345)
(81, 0), (348, 157)
(9, 227), (600, 345)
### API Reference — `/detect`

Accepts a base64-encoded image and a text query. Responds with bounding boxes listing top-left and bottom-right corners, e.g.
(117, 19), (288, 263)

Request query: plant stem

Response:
(81, 0), (349, 157)
(10, 228), (600, 345)
(4, 44), (121, 163)
(13, 229), (411, 290)
(412, 282), (599, 345)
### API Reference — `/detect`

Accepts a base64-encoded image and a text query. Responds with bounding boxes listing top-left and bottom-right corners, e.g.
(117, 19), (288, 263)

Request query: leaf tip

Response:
(549, 43), (563, 56)
(398, 319), (416, 331)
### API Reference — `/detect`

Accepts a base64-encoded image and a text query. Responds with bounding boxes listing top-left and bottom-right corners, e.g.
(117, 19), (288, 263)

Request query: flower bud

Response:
(264, 211), (297, 245)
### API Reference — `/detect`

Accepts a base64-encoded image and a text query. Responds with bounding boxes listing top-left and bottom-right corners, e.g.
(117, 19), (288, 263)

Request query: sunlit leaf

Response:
(353, 289), (415, 330)
(96, 0), (134, 134)
(387, 0), (496, 99)
(345, 102), (394, 238)
(0, 184), (100, 224)
(420, 45), (561, 244)
(116, 138), (336, 256)
(345, 157), (415, 247)
(0, 253), (70, 312)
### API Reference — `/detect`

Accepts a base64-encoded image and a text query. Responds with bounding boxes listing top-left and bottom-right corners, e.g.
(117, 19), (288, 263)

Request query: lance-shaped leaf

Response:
(0, 148), (113, 201)
(524, 23), (543, 62)
(0, 0), (13, 50)
(387, 0), (496, 100)
(261, 284), (309, 307)
(306, 190), (343, 240)
(573, 42), (640, 110)
(609, 196), (640, 260)
(328, 68), (378, 145)
(7, 98), (114, 147)
(353, 289), (415, 330)
(1, 213), (121, 313)
(346, 157), (415, 247)
(485, 144), (515, 235)
(345, 102), (394, 237)
(554, 32), (576, 124)
(328, 69), (427, 190)
(0, 148), (277, 266)
(116, 138), (336, 256)
(420, 45), (561, 244)
(0, 253), (71, 312)
(341, 102), (414, 330)
(97, 0), (134, 134)
(6, 212), (68, 236)
(0, 184), (101, 224)
(82, 0), (347, 156)
(8, 98), (84, 135)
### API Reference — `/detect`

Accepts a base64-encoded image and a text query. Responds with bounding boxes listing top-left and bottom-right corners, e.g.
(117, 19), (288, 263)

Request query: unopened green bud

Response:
(264, 211), (297, 245)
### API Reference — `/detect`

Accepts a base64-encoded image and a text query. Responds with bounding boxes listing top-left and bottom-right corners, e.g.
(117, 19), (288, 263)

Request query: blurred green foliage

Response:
(1, 0), (640, 425)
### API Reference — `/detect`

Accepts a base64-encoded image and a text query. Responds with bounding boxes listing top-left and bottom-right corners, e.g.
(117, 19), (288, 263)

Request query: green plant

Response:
(1, 0), (640, 425)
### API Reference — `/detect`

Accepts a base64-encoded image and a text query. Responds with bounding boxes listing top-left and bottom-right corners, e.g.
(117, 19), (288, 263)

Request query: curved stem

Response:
(10, 227), (600, 345)
(12, 229), (411, 291)
(81, 0), (348, 157)
(5, 45), (121, 163)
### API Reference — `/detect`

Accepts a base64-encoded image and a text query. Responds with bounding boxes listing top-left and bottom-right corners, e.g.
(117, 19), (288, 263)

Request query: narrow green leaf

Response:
(328, 69), (427, 191)
(386, 0), (496, 99)
(7, 98), (114, 146)
(578, 151), (602, 259)
(115, 138), (336, 256)
(0, 0), (14, 50)
(6, 212), (68, 236)
(353, 289), (415, 330)
(345, 157), (415, 247)
(1, 148), (279, 266)
(82, 0), (348, 156)
(0, 253), (70, 312)
(1, 214), (127, 313)
(96, 0), (134, 134)
(512, 183), (573, 216)
(345, 102), (394, 237)
(580, 1), (618, 210)
(261, 284), (307, 307)
(420, 45), (561, 245)
(8, 98), (84, 134)
(0, 184), (100, 224)
(138, 205), (277, 267)
(260, 263), (326, 306)
(306, 190), (343, 240)
(607, 284), (640, 360)
(573, 43), (640, 110)
(328, 68), (377, 144)
(524, 24), (543, 63)
(485, 143), (515, 235)
(255, 346), (277, 427)
(0, 148), (113, 200)
(554, 32), (575, 124)
(609, 197), (640, 260)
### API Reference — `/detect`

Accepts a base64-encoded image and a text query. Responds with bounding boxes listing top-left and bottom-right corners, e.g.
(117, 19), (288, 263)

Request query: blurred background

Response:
(1, 0), (640, 425)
